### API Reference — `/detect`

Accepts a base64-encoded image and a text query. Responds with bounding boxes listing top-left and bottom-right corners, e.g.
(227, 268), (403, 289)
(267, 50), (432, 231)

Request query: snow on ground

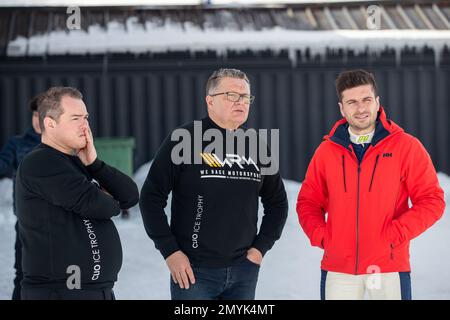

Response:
(0, 167), (449, 299)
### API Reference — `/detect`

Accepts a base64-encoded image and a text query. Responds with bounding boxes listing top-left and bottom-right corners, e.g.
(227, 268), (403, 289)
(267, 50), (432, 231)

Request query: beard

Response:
(348, 114), (377, 133)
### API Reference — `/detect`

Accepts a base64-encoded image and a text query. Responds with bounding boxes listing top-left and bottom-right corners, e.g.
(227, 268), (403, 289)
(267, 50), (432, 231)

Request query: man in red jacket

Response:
(297, 69), (445, 300)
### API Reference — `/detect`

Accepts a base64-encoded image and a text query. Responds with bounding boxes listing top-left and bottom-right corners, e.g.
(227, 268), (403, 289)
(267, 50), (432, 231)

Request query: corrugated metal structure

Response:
(1, 1), (449, 181)
(2, 49), (449, 181)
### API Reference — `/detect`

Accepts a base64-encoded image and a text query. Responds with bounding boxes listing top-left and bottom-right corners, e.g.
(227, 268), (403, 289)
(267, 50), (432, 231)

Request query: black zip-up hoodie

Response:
(139, 117), (288, 268)
(15, 143), (139, 290)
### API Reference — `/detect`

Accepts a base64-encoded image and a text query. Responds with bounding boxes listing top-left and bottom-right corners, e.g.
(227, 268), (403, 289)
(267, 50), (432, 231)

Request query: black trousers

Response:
(12, 221), (22, 300)
(21, 287), (115, 300)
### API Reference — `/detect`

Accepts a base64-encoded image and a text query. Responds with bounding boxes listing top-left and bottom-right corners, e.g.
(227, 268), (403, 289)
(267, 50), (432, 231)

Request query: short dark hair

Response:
(206, 68), (250, 95)
(29, 94), (43, 112)
(38, 87), (83, 132)
(335, 69), (378, 101)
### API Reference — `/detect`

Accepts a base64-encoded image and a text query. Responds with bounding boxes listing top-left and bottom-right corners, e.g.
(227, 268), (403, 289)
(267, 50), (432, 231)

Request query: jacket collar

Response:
(325, 106), (403, 149)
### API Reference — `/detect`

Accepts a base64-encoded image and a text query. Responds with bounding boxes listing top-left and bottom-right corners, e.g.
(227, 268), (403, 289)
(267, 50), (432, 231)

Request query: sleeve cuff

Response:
(160, 241), (181, 260)
(86, 158), (103, 173)
(311, 226), (326, 249)
(251, 238), (271, 257)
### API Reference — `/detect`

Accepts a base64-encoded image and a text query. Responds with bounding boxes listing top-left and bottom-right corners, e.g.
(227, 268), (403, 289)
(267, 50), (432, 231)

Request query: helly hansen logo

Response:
(383, 153), (393, 158)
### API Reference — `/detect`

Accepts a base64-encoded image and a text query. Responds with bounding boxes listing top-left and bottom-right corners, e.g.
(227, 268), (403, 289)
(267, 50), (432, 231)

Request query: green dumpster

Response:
(94, 137), (135, 177)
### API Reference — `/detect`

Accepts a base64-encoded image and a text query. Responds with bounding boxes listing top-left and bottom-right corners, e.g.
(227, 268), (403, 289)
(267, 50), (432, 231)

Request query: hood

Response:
(324, 106), (404, 149)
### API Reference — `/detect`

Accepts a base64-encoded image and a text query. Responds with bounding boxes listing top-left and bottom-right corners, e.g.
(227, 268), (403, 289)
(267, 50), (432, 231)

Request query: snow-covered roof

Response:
(0, 1), (397, 7)
(1, 1), (449, 58)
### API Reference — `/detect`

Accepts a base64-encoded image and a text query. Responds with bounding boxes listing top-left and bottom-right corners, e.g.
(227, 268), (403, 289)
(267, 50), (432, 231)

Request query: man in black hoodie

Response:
(15, 86), (139, 300)
(140, 68), (288, 300)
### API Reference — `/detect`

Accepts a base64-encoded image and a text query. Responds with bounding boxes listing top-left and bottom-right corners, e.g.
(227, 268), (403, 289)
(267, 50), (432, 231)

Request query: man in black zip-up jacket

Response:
(140, 68), (288, 300)
(15, 87), (139, 300)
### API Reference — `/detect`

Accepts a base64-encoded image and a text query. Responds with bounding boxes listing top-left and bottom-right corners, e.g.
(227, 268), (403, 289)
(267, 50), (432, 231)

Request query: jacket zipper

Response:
(369, 155), (380, 192)
(331, 141), (379, 275)
(355, 164), (361, 275)
(390, 244), (394, 259)
(342, 155), (347, 192)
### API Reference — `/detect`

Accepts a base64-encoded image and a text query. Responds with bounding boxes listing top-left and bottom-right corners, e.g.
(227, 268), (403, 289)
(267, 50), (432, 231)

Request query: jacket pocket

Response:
(382, 225), (395, 259)
(369, 155), (380, 192)
(322, 228), (330, 250)
(244, 257), (261, 268)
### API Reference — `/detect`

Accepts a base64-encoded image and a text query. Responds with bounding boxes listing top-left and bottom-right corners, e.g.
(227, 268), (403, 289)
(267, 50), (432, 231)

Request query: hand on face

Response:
(77, 125), (97, 166)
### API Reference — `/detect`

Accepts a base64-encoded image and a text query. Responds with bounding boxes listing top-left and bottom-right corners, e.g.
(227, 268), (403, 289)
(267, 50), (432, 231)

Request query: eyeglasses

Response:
(209, 92), (255, 105)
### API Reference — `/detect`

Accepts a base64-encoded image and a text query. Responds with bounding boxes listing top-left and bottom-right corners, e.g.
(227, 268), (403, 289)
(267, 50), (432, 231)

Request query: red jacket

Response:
(297, 107), (445, 274)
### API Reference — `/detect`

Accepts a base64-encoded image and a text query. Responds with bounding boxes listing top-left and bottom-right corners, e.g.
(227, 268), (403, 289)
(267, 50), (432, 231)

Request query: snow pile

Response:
(0, 179), (14, 226)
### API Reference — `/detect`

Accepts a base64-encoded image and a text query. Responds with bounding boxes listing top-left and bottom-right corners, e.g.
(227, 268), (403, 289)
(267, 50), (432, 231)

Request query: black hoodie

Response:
(15, 143), (139, 290)
(139, 117), (288, 268)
